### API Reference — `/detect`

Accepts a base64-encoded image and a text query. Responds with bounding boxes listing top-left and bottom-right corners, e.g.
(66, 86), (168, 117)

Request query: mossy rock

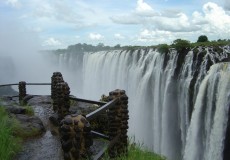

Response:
(12, 114), (45, 139)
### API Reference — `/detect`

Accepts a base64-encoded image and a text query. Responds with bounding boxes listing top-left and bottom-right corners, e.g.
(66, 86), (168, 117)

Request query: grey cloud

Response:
(224, 0), (230, 10)
(110, 14), (141, 24)
(160, 9), (182, 18)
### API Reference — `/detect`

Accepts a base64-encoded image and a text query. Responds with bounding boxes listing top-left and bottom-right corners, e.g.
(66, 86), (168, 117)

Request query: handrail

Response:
(0, 83), (51, 87)
(91, 130), (110, 140)
(26, 83), (51, 85)
(93, 134), (120, 160)
(69, 96), (107, 106)
(86, 98), (118, 121)
(0, 83), (19, 87)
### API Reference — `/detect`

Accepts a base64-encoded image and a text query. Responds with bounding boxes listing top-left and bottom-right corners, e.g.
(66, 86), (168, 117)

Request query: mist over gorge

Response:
(0, 20), (73, 94)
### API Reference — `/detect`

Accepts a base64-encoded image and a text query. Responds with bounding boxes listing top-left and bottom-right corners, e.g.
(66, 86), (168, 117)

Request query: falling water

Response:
(82, 49), (182, 159)
(183, 63), (230, 160)
(55, 47), (230, 160)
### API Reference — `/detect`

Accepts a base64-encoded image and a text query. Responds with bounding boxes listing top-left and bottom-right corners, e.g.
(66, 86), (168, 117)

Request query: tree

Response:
(197, 35), (208, 42)
(172, 39), (191, 52)
(157, 44), (169, 54)
(114, 44), (121, 49)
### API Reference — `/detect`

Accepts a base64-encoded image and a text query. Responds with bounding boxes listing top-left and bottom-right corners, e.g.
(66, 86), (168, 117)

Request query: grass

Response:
(101, 142), (166, 160)
(0, 107), (21, 160)
(23, 105), (34, 116)
(10, 117), (41, 139)
(0, 104), (39, 159)
(117, 144), (166, 160)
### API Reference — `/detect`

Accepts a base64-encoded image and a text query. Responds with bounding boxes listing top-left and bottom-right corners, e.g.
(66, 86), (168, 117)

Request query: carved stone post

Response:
(108, 89), (129, 157)
(51, 72), (64, 112)
(18, 81), (26, 102)
(60, 114), (93, 160)
(56, 82), (70, 120)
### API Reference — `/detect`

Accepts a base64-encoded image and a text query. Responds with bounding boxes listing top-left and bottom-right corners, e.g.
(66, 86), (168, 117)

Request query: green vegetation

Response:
(0, 104), (40, 159)
(23, 105), (34, 116)
(50, 36), (230, 56)
(191, 39), (230, 47)
(157, 44), (169, 54)
(197, 35), (208, 42)
(117, 144), (166, 160)
(101, 142), (165, 160)
(0, 107), (21, 160)
(172, 39), (191, 52)
(11, 117), (41, 139)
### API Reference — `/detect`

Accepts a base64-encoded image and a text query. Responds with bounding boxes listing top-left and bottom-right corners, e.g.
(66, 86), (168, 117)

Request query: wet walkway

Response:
(15, 96), (63, 160)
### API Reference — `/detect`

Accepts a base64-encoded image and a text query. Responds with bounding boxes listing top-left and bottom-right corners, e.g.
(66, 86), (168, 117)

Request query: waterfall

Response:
(82, 49), (182, 159)
(183, 63), (230, 160)
(55, 47), (230, 160)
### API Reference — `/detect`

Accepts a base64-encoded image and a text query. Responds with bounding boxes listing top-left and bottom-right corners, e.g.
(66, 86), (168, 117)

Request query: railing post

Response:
(108, 89), (129, 157)
(51, 72), (64, 112)
(60, 114), (93, 160)
(18, 81), (26, 103)
(56, 82), (70, 120)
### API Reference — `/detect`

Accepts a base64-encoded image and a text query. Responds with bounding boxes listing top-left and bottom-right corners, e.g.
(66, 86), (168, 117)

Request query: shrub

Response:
(157, 44), (169, 54)
(172, 39), (191, 52)
(23, 105), (34, 116)
(197, 35), (208, 42)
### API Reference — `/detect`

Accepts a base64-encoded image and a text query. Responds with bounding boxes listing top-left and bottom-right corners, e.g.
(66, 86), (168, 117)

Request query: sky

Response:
(0, 0), (230, 49)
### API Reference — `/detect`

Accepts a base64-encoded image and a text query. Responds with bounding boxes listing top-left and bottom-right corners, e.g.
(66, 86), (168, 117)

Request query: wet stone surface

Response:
(0, 95), (109, 160)
(15, 96), (63, 160)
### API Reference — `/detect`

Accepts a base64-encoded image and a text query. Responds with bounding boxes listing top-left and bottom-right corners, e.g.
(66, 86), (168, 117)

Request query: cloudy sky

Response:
(1, 0), (230, 49)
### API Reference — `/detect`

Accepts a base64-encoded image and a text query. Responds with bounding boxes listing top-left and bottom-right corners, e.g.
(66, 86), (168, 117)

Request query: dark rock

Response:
(14, 114), (45, 137)
(27, 96), (52, 106)
(49, 113), (59, 126)
(22, 95), (34, 104)
(6, 106), (26, 114)
(223, 103), (230, 160)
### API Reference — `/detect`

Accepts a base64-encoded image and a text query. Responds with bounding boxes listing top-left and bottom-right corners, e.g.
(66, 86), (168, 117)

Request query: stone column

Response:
(51, 72), (64, 112)
(18, 81), (26, 102)
(108, 89), (129, 157)
(60, 114), (93, 160)
(56, 82), (70, 120)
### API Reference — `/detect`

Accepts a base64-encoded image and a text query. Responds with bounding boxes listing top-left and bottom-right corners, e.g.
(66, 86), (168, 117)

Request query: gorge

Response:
(52, 46), (230, 160)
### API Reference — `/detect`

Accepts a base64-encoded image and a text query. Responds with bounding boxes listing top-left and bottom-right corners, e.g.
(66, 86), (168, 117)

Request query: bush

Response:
(197, 35), (208, 42)
(172, 39), (191, 52)
(157, 44), (169, 54)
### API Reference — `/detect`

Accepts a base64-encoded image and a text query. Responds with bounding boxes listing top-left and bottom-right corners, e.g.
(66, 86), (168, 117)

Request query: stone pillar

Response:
(60, 114), (93, 160)
(18, 81), (26, 102)
(108, 89), (129, 157)
(120, 93), (129, 154)
(56, 82), (70, 120)
(51, 72), (64, 112)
